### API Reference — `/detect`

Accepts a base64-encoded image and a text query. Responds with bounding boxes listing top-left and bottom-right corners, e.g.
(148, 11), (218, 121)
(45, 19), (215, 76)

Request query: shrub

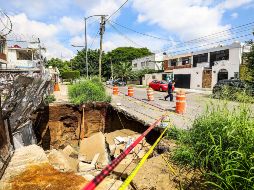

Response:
(169, 103), (254, 189)
(62, 71), (80, 80)
(44, 94), (56, 104)
(68, 78), (111, 105)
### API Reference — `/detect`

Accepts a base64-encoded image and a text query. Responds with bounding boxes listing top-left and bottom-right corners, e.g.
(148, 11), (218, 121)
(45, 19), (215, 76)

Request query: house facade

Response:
(7, 45), (41, 69)
(163, 42), (244, 89)
(132, 53), (164, 71)
(0, 35), (8, 68)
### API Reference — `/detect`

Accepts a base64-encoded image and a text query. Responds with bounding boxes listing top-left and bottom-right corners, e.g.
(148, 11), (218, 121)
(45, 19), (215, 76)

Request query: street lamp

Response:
(84, 15), (107, 78)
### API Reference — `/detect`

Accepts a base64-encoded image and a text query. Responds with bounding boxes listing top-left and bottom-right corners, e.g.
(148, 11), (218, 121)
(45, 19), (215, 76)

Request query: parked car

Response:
(149, 80), (168, 92)
(212, 79), (254, 98)
(113, 79), (126, 86)
(106, 79), (114, 85)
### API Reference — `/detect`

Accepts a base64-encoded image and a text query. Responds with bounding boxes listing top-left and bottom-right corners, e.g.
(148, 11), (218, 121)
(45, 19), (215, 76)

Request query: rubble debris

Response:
(79, 132), (110, 166)
(47, 149), (78, 172)
(91, 153), (100, 165)
(0, 145), (48, 185)
(78, 162), (95, 172)
(62, 144), (78, 157)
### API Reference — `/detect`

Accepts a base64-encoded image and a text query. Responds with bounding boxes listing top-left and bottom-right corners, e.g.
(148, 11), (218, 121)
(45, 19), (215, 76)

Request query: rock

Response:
(91, 153), (100, 165)
(1, 145), (48, 182)
(62, 145), (78, 156)
(47, 149), (78, 172)
(82, 174), (95, 181)
(78, 162), (95, 172)
(79, 132), (109, 166)
(97, 177), (125, 190)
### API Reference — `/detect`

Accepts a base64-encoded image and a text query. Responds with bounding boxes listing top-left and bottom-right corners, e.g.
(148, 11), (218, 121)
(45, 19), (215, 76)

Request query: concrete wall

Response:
(7, 49), (36, 68)
(132, 54), (163, 71)
(143, 73), (163, 85)
(173, 67), (204, 89)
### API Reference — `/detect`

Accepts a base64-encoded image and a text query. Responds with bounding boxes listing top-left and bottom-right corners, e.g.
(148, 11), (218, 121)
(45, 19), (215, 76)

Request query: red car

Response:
(149, 80), (168, 91)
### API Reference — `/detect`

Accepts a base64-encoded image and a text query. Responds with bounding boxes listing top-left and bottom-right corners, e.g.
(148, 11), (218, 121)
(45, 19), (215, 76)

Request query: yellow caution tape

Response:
(118, 123), (171, 190)
(161, 154), (176, 176)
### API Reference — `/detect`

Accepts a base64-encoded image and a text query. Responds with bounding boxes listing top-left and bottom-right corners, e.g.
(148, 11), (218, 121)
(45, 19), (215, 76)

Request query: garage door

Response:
(174, 74), (191, 89)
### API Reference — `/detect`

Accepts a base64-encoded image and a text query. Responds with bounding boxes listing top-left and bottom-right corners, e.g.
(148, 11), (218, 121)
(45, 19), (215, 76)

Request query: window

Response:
(193, 53), (208, 67)
(16, 50), (32, 60)
(133, 63), (137, 68)
(170, 59), (177, 66)
(141, 61), (145, 67)
(182, 57), (190, 65)
(210, 49), (229, 67)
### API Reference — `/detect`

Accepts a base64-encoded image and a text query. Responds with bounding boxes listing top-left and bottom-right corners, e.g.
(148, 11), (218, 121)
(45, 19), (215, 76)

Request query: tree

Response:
(70, 49), (106, 76)
(46, 58), (71, 75)
(113, 62), (132, 81)
(243, 42), (254, 81)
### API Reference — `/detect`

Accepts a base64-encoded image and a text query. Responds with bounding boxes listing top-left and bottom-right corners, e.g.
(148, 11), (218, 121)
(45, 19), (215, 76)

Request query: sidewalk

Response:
(53, 83), (69, 103)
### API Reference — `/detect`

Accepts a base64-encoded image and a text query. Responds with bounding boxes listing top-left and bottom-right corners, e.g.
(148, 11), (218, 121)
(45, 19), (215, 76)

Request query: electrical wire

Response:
(108, 21), (144, 48)
(106, 0), (129, 21)
(167, 33), (253, 55)
(109, 20), (174, 42)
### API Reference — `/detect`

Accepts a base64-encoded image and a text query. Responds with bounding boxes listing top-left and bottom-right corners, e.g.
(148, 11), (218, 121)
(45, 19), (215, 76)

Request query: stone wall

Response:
(35, 103), (108, 150)
(0, 98), (13, 178)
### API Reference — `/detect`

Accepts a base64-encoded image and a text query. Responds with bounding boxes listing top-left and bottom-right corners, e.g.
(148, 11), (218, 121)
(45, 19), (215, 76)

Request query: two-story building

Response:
(0, 35), (8, 68)
(132, 53), (164, 71)
(163, 42), (244, 89)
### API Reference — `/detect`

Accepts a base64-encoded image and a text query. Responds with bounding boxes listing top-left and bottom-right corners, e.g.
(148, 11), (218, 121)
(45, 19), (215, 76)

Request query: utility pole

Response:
(99, 15), (106, 82)
(110, 57), (113, 79)
(85, 18), (88, 78)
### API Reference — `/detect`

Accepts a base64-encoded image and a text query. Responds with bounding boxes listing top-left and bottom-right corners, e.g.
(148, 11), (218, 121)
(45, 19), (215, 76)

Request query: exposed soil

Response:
(9, 163), (88, 190)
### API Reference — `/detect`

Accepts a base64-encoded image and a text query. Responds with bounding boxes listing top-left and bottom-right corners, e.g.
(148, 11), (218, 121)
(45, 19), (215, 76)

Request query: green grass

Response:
(68, 77), (111, 105)
(168, 103), (254, 189)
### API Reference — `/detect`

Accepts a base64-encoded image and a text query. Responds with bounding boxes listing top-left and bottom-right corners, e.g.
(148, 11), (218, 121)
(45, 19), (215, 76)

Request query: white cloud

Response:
(132, 0), (253, 42)
(231, 12), (239, 19)
(9, 13), (74, 60)
(218, 0), (253, 10)
(75, 0), (127, 17)
(132, 0), (230, 41)
(59, 16), (84, 36)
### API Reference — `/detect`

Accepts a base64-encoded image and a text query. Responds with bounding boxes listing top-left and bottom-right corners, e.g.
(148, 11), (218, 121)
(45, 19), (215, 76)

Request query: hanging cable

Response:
(106, 0), (129, 21)
(108, 21), (144, 48)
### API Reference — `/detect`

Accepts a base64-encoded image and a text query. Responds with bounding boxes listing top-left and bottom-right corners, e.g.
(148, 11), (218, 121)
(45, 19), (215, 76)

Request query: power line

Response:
(167, 33), (253, 55)
(106, 0), (129, 21)
(89, 30), (100, 49)
(160, 26), (254, 52)
(109, 20), (174, 42)
(108, 21), (144, 48)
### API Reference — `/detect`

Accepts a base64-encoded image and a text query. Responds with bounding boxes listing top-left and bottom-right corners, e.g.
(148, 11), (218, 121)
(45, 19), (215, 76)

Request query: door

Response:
(174, 74), (191, 89)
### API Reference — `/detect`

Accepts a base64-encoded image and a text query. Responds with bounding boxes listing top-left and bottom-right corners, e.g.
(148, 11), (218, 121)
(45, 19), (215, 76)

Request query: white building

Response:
(132, 53), (164, 71)
(163, 42), (245, 89)
(7, 45), (41, 69)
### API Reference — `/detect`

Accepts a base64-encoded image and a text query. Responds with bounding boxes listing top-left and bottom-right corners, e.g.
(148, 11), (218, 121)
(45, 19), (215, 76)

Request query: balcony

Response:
(168, 64), (191, 70)
(0, 53), (7, 61)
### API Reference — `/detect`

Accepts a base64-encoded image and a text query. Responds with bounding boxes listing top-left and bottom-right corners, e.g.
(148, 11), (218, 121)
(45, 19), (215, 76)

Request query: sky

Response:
(0, 0), (254, 60)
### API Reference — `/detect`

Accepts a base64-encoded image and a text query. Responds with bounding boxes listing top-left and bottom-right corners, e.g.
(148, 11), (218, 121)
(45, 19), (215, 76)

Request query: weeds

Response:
(44, 94), (56, 104)
(68, 78), (111, 104)
(168, 103), (254, 189)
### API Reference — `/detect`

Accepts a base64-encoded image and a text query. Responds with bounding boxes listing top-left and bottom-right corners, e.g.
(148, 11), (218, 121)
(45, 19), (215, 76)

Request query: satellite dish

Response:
(0, 10), (12, 36)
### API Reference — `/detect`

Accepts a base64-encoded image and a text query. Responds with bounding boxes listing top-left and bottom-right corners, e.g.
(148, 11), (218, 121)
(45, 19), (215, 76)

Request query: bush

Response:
(214, 85), (254, 103)
(169, 103), (254, 189)
(68, 78), (111, 105)
(62, 71), (80, 80)
(44, 94), (56, 104)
